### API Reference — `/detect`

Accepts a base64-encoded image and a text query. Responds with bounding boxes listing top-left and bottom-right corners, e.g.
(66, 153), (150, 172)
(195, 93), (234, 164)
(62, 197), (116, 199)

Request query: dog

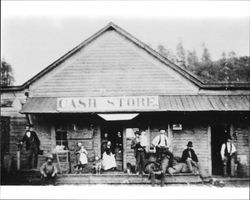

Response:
(126, 163), (136, 174)
(93, 156), (102, 174)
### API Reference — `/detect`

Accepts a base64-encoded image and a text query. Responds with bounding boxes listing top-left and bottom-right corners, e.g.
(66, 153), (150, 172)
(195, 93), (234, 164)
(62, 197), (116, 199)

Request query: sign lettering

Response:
(57, 96), (159, 112)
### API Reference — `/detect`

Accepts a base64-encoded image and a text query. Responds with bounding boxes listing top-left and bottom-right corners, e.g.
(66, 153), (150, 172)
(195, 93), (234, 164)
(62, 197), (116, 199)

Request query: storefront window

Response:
(56, 131), (68, 148)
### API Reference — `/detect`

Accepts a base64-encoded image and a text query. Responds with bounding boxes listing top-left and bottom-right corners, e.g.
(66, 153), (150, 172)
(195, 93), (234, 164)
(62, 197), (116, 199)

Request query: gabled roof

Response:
(1, 22), (250, 92)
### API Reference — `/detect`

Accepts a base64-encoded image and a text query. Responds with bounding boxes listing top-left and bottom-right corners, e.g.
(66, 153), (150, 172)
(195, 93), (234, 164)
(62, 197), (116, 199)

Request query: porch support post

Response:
(123, 128), (127, 171)
(51, 125), (56, 152)
(207, 125), (212, 176)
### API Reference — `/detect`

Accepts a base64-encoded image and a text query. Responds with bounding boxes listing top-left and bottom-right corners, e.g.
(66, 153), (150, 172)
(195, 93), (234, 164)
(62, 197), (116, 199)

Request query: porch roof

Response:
(20, 95), (250, 114)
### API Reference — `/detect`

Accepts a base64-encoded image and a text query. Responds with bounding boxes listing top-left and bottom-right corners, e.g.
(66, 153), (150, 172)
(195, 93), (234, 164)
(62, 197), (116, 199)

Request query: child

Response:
(74, 142), (88, 173)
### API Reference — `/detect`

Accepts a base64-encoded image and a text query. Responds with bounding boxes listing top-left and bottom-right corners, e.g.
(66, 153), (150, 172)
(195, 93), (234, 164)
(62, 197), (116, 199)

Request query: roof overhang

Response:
(20, 95), (250, 114)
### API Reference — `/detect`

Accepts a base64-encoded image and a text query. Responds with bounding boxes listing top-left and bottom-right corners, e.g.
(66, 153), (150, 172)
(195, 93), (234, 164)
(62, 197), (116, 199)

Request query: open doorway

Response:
(211, 124), (230, 175)
(101, 122), (123, 171)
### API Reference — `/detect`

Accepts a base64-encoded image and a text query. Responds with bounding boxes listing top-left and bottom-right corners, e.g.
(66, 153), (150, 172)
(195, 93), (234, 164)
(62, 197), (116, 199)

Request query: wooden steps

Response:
(2, 169), (203, 185)
(56, 173), (203, 185)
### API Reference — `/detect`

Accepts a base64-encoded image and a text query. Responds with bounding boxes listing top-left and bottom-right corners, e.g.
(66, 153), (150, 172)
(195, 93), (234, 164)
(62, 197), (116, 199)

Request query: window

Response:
(55, 131), (68, 147)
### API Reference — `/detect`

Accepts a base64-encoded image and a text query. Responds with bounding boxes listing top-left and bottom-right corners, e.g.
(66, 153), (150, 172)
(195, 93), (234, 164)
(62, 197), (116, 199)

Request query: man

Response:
(144, 152), (165, 186)
(131, 131), (146, 175)
(220, 136), (237, 177)
(40, 154), (58, 185)
(20, 124), (40, 169)
(151, 128), (174, 171)
(181, 141), (199, 173)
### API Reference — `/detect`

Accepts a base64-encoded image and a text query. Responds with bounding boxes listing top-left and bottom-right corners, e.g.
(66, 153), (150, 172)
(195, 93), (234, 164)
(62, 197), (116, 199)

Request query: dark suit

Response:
(131, 138), (146, 174)
(21, 131), (40, 168)
(181, 149), (198, 162)
(181, 148), (199, 173)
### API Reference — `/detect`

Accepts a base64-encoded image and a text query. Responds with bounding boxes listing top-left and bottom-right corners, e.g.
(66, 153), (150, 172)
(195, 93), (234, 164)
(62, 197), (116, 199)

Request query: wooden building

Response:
(1, 22), (250, 178)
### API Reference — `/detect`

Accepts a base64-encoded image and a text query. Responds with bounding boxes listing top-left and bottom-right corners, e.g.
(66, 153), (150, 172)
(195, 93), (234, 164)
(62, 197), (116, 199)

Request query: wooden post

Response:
(146, 125), (151, 152)
(123, 127), (126, 171)
(168, 124), (173, 152)
(51, 125), (56, 152)
(17, 151), (20, 171)
(207, 125), (212, 176)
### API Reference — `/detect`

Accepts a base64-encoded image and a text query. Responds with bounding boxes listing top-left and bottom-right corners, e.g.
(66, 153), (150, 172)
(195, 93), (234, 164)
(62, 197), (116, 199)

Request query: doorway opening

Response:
(101, 122), (123, 171)
(211, 124), (230, 175)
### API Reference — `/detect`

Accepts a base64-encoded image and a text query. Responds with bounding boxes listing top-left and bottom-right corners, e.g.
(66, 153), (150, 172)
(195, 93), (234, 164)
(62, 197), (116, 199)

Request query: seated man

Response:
(144, 154), (165, 187)
(151, 128), (174, 172)
(40, 154), (58, 185)
(181, 141), (199, 173)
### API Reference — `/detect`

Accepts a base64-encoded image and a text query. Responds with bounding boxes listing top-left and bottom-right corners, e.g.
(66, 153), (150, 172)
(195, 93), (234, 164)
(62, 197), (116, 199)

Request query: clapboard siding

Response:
(234, 122), (250, 177)
(30, 30), (198, 97)
(125, 123), (210, 177)
(172, 125), (209, 176)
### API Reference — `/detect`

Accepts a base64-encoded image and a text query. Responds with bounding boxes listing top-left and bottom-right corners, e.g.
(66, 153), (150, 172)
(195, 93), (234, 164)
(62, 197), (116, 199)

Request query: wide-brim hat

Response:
(227, 136), (232, 140)
(46, 154), (53, 160)
(187, 141), (193, 147)
(134, 131), (141, 135)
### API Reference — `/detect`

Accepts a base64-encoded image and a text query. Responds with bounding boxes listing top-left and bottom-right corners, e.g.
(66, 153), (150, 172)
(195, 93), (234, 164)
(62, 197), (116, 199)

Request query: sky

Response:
(1, 1), (250, 85)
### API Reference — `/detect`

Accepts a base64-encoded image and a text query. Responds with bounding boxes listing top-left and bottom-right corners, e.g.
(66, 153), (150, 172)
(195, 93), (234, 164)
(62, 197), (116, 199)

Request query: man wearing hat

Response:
(131, 131), (146, 175)
(151, 128), (174, 169)
(40, 154), (58, 185)
(20, 124), (41, 169)
(220, 136), (237, 177)
(181, 141), (199, 173)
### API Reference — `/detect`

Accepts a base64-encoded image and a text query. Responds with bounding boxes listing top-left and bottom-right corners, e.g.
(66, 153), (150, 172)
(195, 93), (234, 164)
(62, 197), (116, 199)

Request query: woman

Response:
(102, 141), (117, 171)
(101, 133), (109, 155)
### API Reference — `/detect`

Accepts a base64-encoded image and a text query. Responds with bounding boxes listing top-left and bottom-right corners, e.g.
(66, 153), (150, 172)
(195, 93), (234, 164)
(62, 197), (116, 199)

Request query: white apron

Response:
(79, 148), (88, 165)
(102, 152), (117, 170)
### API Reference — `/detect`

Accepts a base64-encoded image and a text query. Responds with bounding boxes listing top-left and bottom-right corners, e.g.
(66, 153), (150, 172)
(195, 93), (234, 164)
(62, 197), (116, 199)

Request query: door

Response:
(0, 117), (10, 167)
(101, 122), (123, 171)
(211, 124), (230, 175)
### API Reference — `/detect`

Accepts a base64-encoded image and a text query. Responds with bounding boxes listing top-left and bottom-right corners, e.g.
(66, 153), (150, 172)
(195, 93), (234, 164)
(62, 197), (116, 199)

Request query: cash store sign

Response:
(57, 96), (159, 112)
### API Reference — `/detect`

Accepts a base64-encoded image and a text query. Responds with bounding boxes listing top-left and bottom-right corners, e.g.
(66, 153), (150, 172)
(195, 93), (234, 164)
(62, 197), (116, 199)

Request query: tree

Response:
(221, 52), (227, 60)
(1, 59), (15, 86)
(201, 43), (211, 64)
(228, 51), (237, 58)
(176, 39), (186, 68)
(157, 44), (177, 63)
(187, 49), (199, 71)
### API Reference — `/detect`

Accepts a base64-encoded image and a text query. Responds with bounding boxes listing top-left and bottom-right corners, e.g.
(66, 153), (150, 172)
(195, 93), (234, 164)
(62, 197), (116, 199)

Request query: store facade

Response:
(1, 23), (250, 178)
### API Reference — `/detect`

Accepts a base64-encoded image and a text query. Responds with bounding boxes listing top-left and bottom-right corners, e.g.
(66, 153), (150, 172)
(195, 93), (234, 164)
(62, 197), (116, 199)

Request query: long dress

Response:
(79, 147), (88, 165)
(102, 146), (117, 170)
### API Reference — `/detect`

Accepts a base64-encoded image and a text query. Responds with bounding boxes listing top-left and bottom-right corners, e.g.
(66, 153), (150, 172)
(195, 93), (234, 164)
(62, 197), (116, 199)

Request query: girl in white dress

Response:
(75, 142), (88, 172)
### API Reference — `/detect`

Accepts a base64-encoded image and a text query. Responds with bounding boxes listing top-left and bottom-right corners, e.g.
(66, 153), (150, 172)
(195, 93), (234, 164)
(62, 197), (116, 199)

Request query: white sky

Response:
(1, 1), (250, 85)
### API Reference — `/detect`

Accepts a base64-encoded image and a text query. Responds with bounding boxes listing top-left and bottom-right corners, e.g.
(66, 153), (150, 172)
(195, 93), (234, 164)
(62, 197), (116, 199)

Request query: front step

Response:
(56, 173), (202, 185)
(2, 169), (202, 185)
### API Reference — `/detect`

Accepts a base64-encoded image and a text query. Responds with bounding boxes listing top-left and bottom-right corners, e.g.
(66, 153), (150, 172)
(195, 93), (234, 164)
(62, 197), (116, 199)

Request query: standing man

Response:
(20, 124), (40, 169)
(131, 131), (146, 175)
(151, 128), (174, 171)
(220, 136), (237, 177)
(181, 141), (199, 173)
